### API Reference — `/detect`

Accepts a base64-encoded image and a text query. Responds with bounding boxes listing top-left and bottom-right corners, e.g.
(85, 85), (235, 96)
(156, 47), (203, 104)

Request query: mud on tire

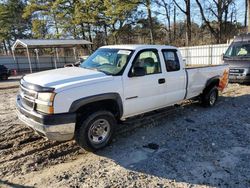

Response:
(201, 86), (218, 107)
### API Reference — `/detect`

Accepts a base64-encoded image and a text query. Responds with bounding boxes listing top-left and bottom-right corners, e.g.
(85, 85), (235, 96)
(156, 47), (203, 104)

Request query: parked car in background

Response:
(223, 33), (250, 83)
(0, 65), (11, 80)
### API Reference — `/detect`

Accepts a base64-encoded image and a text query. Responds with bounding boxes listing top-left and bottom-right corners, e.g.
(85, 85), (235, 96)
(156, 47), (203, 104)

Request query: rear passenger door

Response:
(161, 49), (186, 105)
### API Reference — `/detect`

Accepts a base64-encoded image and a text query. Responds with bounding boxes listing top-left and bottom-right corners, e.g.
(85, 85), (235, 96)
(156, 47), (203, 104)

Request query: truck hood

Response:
(23, 67), (113, 92)
(224, 58), (250, 68)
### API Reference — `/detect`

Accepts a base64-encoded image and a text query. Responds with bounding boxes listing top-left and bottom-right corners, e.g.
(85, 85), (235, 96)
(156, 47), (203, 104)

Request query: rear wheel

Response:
(201, 87), (218, 107)
(75, 110), (116, 151)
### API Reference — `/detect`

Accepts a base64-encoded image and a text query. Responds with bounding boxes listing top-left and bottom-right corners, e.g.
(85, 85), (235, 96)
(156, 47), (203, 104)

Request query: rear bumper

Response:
(16, 97), (76, 141)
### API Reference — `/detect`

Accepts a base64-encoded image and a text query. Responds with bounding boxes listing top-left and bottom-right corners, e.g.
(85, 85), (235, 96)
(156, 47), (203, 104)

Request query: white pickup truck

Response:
(16, 45), (229, 151)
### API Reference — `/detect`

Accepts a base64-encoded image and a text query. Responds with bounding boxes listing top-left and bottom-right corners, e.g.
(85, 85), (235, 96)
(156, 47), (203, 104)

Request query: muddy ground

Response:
(0, 84), (250, 188)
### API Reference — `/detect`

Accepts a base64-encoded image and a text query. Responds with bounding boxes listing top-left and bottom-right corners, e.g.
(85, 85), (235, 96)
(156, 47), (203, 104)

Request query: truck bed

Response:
(185, 64), (228, 99)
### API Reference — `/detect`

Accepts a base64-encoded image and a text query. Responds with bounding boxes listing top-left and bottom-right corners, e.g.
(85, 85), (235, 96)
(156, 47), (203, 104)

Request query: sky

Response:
(146, 0), (246, 26)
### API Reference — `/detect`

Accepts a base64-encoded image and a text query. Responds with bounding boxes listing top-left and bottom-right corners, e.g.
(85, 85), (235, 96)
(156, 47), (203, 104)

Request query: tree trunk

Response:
(174, 6), (176, 40)
(165, 3), (171, 43)
(7, 39), (12, 55)
(146, 0), (154, 44)
(217, 0), (223, 43)
(104, 24), (108, 45)
(2, 40), (8, 55)
(224, 5), (228, 39)
(53, 13), (59, 38)
(80, 23), (86, 40)
(245, 0), (248, 27)
(87, 23), (93, 52)
(186, 0), (191, 45)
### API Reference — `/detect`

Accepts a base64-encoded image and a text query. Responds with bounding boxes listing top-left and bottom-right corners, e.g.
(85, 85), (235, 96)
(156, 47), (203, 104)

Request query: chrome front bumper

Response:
(16, 97), (76, 141)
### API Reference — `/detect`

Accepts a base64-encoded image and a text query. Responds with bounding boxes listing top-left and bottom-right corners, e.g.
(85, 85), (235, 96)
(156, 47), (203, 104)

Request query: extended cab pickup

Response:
(16, 45), (229, 151)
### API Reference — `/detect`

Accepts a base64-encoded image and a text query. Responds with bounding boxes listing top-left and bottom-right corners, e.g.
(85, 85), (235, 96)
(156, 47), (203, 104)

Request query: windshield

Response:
(80, 48), (133, 75)
(225, 43), (250, 58)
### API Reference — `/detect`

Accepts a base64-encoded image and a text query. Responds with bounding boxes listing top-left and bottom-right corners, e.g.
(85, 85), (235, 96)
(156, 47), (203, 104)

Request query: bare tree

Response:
(154, 0), (173, 43)
(141, 0), (155, 44)
(173, 0), (191, 45)
(195, 0), (235, 43)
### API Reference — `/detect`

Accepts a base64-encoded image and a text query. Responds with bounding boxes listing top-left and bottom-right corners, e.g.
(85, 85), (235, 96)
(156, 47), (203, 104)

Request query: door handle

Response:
(158, 78), (165, 84)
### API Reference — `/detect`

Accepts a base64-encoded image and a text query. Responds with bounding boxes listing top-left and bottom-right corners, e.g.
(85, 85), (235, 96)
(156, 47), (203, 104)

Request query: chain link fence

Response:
(0, 56), (76, 73)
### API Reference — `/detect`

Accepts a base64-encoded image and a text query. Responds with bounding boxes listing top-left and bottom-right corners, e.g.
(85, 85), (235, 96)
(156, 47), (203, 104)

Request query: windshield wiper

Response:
(81, 66), (111, 75)
(96, 69), (112, 75)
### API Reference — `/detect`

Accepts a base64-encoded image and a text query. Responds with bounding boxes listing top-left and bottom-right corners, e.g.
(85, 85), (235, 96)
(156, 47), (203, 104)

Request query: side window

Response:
(131, 50), (161, 75)
(162, 50), (180, 72)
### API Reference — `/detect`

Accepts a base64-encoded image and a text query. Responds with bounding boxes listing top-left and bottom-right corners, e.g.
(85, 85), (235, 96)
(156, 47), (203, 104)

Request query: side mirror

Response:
(221, 53), (225, 60)
(131, 67), (145, 77)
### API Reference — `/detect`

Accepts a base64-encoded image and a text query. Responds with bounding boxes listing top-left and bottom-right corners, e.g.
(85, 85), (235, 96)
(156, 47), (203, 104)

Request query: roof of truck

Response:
(100, 44), (177, 51)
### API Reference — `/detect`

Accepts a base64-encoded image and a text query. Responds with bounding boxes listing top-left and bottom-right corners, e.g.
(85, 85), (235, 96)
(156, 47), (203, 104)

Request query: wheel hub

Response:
(210, 92), (216, 105)
(88, 119), (110, 144)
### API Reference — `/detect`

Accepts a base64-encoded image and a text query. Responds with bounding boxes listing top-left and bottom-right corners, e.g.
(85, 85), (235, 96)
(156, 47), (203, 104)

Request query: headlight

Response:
(36, 104), (54, 114)
(37, 92), (55, 102)
(35, 92), (55, 114)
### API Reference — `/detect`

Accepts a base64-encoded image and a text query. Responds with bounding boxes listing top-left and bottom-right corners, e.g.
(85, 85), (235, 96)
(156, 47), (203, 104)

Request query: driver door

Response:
(122, 49), (167, 118)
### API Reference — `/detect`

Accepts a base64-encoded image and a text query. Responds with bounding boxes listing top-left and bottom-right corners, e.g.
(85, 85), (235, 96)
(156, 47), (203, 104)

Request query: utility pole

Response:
(248, 0), (250, 32)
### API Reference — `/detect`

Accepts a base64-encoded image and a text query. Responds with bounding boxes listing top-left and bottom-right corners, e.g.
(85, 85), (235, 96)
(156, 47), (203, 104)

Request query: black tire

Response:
(75, 110), (116, 151)
(201, 86), (218, 107)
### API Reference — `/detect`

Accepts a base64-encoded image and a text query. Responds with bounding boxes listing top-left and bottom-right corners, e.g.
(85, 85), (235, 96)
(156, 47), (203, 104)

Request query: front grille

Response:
(229, 69), (244, 74)
(19, 85), (37, 111)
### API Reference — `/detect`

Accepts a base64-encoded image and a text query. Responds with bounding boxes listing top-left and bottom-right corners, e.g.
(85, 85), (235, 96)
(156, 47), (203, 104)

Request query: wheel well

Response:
(203, 78), (220, 94)
(75, 99), (121, 121)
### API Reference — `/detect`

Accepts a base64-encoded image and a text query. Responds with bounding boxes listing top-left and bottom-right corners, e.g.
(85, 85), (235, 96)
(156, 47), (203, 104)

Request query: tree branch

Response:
(195, 0), (217, 37)
(173, 0), (187, 14)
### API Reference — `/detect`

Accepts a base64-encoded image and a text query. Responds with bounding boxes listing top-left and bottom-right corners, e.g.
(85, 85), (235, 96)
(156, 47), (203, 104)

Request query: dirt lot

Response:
(0, 84), (250, 188)
(0, 76), (21, 89)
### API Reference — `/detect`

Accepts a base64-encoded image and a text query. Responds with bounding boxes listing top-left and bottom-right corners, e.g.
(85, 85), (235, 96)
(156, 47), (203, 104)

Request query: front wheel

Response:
(75, 110), (116, 151)
(201, 87), (218, 107)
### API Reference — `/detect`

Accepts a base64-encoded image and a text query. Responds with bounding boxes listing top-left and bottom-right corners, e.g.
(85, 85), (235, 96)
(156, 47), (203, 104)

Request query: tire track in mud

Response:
(0, 128), (33, 143)
(0, 88), (84, 179)
(0, 139), (82, 178)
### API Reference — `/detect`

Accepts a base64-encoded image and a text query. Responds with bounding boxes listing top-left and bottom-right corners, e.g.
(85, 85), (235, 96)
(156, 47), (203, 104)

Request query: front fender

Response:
(68, 93), (123, 117)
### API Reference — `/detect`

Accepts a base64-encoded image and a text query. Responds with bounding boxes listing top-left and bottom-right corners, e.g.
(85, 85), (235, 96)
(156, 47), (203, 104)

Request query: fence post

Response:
(185, 47), (189, 65)
(51, 56), (53, 68)
(209, 45), (213, 65)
